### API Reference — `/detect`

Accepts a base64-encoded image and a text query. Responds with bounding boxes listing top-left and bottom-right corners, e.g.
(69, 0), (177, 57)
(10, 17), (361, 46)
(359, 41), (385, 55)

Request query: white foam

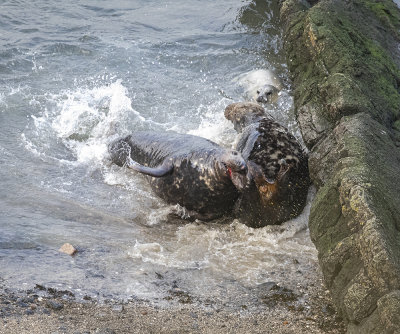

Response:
(146, 206), (175, 226)
(20, 133), (44, 157)
(52, 80), (136, 135)
(0, 92), (5, 109)
(103, 168), (154, 197)
(126, 188), (316, 287)
(128, 240), (207, 269)
(28, 80), (142, 165)
(187, 98), (236, 147)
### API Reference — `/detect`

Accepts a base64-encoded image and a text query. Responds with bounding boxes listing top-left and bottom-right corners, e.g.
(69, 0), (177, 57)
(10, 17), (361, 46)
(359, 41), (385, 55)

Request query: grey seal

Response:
(225, 102), (310, 227)
(234, 69), (282, 104)
(108, 131), (248, 221)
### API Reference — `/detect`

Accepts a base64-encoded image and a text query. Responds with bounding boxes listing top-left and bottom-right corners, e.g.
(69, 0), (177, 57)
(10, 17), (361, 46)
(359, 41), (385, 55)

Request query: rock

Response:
(111, 304), (123, 312)
(279, 0), (400, 332)
(16, 301), (29, 308)
(25, 309), (34, 315)
(42, 308), (51, 315)
(46, 300), (64, 311)
(95, 329), (116, 334)
(59, 243), (77, 256)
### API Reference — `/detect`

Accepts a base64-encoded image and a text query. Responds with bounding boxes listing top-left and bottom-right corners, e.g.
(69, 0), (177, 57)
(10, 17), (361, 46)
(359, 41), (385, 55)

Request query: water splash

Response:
(187, 97), (236, 146)
(126, 188), (317, 290)
(25, 80), (144, 165)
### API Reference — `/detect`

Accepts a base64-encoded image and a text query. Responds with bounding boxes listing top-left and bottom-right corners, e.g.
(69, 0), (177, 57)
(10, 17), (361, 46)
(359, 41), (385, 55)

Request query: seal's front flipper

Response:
(127, 158), (173, 177)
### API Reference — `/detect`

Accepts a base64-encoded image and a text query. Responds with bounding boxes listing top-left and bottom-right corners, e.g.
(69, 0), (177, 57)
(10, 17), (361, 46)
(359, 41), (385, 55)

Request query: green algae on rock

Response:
(279, 0), (400, 332)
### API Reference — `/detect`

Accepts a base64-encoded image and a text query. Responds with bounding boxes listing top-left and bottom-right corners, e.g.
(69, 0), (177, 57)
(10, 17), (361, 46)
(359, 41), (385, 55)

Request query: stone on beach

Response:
(59, 243), (77, 256)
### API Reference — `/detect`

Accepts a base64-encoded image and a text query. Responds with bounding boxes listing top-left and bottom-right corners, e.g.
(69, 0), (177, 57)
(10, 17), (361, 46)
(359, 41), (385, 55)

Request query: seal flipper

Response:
(127, 158), (174, 177)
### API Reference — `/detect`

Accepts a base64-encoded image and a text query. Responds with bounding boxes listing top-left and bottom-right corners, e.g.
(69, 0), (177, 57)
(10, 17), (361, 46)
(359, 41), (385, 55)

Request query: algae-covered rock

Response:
(279, 0), (400, 332)
(281, 0), (400, 134)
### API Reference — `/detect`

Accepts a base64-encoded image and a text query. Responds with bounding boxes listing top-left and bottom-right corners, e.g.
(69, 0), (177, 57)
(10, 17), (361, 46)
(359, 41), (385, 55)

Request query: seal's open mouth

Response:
(226, 165), (247, 179)
(224, 163), (246, 179)
(225, 165), (249, 192)
(227, 167), (232, 179)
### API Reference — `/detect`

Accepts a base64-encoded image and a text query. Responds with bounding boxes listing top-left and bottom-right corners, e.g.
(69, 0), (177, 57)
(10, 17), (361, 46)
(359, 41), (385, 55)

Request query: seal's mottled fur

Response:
(225, 102), (310, 227)
(109, 131), (248, 221)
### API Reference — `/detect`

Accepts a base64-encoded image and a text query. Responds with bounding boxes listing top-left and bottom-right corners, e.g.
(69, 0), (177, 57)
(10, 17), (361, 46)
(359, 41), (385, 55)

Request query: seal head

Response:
(224, 102), (265, 132)
(218, 149), (248, 190)
(256, 84), (280, 104)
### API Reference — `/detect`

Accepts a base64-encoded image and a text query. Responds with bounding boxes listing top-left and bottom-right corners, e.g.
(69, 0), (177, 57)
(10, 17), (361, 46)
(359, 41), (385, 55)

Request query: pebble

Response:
(59, 243), (77, 256)
(95, 329), (116, 334)
(20, 297), (35, 303)
(17, 301), (29, 308)
(25, 309), (34, 315)
(111, 304), (123, 312)
(46, 300), (64, 311)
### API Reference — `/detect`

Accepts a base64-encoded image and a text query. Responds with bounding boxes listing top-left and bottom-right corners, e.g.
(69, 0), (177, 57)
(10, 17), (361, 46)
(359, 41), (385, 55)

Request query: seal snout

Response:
(221, 150), (249, 191)
(256, 84), (278, 104)
(227, 150), (248, 174)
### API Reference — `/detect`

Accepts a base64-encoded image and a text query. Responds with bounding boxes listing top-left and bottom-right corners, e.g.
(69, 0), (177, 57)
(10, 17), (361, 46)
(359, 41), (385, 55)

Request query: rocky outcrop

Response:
(279, 0), (400, 332)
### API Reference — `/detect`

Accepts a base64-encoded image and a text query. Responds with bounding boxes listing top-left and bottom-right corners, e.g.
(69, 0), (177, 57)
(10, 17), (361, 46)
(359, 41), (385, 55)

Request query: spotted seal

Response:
(224, 102), (310, 227)
(108, 131), (248, 221)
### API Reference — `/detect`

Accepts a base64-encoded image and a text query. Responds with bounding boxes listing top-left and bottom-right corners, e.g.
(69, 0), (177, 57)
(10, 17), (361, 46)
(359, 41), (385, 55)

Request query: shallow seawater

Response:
(0, 0), (317, 308)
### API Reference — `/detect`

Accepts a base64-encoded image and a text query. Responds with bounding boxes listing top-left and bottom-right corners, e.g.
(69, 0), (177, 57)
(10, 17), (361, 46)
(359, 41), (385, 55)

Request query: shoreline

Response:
(0, 276), (345, 334)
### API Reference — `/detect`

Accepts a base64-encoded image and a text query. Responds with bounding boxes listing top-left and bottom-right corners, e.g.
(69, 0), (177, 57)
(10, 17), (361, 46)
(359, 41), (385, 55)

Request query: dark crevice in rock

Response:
(307, 0), (320, 6)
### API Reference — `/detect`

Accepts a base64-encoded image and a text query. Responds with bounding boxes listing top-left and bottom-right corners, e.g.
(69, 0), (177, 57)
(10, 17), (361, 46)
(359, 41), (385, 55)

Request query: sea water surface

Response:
(0, 0), (318, 309)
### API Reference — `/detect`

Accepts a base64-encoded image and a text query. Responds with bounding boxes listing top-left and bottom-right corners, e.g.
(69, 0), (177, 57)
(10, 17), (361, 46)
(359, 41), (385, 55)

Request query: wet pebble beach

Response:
(0, 277), (344, 334)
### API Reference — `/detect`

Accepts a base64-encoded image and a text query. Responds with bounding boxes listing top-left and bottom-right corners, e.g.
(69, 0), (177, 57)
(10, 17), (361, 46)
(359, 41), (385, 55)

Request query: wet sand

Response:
(0, 277), (345, 334)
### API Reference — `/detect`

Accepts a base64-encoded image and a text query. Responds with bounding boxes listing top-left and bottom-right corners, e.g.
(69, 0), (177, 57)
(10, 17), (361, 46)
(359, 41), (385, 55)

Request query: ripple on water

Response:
(0, 0), (318, 309)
